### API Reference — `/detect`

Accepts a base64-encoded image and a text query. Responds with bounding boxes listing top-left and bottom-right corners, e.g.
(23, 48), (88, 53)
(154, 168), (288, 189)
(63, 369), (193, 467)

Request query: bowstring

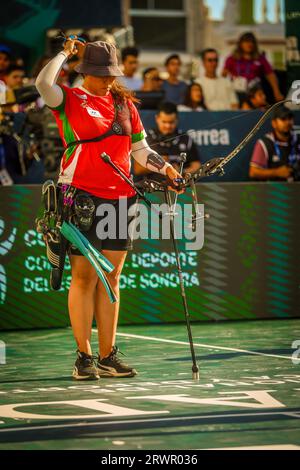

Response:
(131, 100), (293, 155)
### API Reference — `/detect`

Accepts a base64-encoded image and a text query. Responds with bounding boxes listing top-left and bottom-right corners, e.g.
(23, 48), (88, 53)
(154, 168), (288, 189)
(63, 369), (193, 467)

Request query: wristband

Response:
(59, 51), (69, 59)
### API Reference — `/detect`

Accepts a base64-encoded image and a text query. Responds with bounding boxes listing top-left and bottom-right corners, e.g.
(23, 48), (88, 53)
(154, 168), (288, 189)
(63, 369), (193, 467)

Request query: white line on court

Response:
(10, 328), (292, 360)
(0, 410), (297, 434)
(205, 445), (300, 450)
(98, 330), (293, 361)
(284, 412), (300, 419)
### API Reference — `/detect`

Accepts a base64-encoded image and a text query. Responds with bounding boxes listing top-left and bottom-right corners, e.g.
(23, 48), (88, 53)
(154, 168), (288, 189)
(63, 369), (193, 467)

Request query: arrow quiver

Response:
(36, 182), (114, 297)
(36, 181), (75, 290)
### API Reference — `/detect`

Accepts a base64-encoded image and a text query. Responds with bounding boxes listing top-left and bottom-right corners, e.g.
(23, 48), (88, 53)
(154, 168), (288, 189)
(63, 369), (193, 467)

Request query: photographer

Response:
(0, 113), (45, 185)
(2, 65), (25, 113)
(0, 84), (45, 185)
(249, 105), (300, 181)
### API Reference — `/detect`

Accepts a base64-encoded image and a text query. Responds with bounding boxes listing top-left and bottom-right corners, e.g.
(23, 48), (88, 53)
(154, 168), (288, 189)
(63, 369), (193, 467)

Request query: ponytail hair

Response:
(111, 80), (140, 104)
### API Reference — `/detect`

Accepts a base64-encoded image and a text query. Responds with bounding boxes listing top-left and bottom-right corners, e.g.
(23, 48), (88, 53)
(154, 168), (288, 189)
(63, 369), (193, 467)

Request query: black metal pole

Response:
(100, 152), (162, 218)
(101, 151), (199, 379)
(165, 188), (200, 380)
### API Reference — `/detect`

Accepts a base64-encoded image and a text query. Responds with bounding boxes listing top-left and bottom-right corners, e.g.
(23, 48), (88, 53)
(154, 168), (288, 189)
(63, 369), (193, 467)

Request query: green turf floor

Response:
(0, 319), (300, 450)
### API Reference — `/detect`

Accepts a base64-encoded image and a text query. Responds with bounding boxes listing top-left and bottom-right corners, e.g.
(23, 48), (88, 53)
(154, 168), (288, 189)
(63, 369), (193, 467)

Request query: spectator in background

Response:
(4, 65), (25, 90)
(136, 67), (164, 109)
(141, 67), (163, 92)
(3, 65), (25, 111)
(241, 83), (268, 111)
(197, 48), (238, 111)
(133, 101), (201, 178)
(249, 105), (300, 181)
(118, 46), (142, 90)
(178, 83), (207, 112)
(162, 54), (187, 105)
(223, 32), (283, 104)
(0, 45), (12, 80)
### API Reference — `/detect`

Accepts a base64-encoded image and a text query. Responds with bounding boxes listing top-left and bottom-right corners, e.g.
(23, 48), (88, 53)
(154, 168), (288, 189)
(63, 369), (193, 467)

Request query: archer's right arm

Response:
(35, 38), (80, 108)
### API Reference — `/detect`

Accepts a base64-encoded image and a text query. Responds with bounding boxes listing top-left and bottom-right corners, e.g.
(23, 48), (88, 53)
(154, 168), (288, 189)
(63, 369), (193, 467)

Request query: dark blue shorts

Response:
(69, 194), (138, 255)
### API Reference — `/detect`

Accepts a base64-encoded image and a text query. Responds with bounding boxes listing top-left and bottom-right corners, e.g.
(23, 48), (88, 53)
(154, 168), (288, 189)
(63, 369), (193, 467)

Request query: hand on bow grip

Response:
(165, 166), (186, 194)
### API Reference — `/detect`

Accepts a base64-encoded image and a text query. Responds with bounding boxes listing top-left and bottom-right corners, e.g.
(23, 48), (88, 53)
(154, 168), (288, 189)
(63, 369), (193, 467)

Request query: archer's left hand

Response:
(166, 165), (185, 194)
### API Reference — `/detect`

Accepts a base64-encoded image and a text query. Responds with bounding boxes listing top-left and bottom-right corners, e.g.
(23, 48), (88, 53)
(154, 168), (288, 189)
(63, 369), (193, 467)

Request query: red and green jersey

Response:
(49, 85), (145, 199)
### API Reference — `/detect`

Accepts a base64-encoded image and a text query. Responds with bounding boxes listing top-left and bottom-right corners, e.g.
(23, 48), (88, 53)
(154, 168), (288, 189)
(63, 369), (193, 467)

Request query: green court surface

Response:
(0, 319), (300, 450)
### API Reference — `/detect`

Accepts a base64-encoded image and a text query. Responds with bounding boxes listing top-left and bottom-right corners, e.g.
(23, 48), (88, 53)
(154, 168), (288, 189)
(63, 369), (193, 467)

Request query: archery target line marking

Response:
(204, 445), (300, 450)
(97, 330), (294, 361)
(9, 328), (293, 360)
(0, 410), (298, 434)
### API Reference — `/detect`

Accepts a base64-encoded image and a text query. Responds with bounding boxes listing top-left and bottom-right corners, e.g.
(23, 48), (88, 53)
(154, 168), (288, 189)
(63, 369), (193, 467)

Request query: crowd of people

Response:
(116, 32), (284, 111)
(0, 31), (299, 185)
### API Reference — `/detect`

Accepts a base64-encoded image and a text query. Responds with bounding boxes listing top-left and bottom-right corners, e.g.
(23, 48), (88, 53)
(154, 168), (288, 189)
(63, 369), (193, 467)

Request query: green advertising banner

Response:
(285, 0), (300, 88)
(0, 183), (299, 330)
(0, 0), (122, 71)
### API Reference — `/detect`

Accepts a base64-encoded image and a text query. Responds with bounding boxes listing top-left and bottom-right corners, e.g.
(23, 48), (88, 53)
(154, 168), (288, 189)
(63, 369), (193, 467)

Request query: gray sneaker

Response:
(72, 350), (100, 380)
(97, 346), (137, 378)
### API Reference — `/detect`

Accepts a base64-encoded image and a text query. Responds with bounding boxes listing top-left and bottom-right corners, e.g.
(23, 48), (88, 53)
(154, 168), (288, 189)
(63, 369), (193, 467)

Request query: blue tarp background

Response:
(140, 110), (300, 182)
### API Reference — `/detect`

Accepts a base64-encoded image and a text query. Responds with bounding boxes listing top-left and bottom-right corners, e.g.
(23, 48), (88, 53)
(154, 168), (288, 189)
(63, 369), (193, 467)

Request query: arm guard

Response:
(131, 139), (172, 175)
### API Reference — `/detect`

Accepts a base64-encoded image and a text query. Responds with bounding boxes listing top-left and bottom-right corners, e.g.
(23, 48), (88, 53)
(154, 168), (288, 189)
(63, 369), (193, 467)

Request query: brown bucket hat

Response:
(74, 41), (123, 77)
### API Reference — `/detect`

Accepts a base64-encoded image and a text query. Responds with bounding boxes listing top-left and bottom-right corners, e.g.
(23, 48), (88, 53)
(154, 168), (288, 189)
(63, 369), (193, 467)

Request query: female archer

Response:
(35, 38), (182, 380)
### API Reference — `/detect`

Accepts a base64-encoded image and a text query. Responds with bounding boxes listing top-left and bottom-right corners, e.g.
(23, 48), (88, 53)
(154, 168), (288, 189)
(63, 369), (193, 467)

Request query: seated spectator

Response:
(162, 54), (187, 105)
(249, 105), (300, 181)
(135, 67), (165, 110)
(133, 101), (201, 178)
(118, 46), (142, 91)
(223, 32), (283, 104)
(178, 82), (207, 111)
(241, 83), (268, 111)
(0, 45), (12, 81)
(197, 48), (238, 111)
(141, 67), (163, 92)
(4, 64), (25, 91)
(3, 65), (25, 112)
